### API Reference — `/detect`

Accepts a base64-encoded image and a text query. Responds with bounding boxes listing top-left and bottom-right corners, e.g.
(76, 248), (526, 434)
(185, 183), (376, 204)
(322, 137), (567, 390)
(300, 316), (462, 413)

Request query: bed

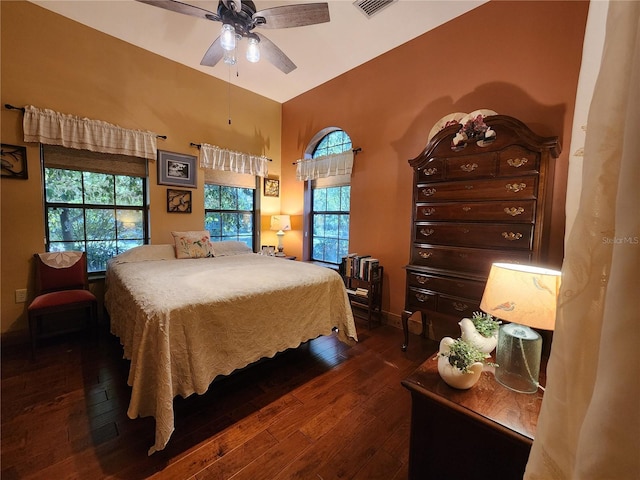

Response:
(104, 237), (358, 454)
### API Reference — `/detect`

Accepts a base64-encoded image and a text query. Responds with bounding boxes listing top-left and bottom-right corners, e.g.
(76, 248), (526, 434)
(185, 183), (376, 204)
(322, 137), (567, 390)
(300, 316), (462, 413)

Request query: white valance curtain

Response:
(295, 150), (354, 181)
(198, 143), (269, 178)
(22, 105), (157, 160)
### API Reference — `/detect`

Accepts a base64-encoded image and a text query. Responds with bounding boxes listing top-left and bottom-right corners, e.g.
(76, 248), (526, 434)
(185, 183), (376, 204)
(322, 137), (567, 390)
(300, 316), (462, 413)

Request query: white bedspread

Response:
(105, 252), (357, 454)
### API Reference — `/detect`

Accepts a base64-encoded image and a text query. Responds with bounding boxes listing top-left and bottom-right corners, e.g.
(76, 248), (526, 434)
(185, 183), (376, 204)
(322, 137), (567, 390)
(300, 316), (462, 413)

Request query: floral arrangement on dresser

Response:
(452, 114), (496, 149)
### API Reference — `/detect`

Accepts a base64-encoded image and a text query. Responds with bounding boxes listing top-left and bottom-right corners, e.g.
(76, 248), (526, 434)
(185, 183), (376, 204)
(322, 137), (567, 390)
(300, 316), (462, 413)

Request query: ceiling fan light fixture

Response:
(246, 37), (260, 63)
(220, 23), (236, 51)
(223, 48), (237, 65)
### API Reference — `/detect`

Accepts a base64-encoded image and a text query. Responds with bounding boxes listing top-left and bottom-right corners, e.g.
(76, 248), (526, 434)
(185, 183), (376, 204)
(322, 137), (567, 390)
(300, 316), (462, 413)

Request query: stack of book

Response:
(340, 253), (380, 282)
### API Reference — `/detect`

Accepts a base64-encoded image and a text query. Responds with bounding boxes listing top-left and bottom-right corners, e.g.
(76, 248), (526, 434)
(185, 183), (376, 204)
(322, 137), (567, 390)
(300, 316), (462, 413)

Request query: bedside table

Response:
(401, 355), (545, 479)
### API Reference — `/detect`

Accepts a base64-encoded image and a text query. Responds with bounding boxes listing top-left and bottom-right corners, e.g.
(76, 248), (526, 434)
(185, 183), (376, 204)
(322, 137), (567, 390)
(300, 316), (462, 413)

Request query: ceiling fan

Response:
(136, 0), (330, 74)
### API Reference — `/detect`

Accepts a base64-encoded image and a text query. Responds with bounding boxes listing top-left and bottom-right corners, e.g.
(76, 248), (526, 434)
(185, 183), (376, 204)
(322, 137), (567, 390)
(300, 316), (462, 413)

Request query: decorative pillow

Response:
(171, 231), (214, 259)
(210, 240), (253, 256)
(109, 244), (176, 265)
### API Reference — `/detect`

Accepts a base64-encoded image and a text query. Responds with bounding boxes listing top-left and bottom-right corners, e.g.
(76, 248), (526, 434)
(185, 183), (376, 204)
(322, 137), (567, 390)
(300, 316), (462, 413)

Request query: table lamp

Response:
(479, 262), (561, 393)
(270, 215), (291, 256)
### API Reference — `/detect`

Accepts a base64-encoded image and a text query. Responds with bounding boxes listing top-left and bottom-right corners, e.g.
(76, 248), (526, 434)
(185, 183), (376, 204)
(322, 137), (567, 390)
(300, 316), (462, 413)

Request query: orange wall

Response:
(281, 1), (590, 326)
(0, 1), (282, 335)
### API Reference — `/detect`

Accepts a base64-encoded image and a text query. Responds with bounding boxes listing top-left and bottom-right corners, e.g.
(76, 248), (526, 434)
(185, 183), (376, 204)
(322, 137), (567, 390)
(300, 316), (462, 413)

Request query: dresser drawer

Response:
(411, 244), (532, 275)
(407, 271), (486, 299)
(444, 154), (497, 180)
(437, 294), (481, 318)
(498, 146), (540, 176)
(417, 160), (444, 182)
(415, 200), (536, 223)
(414, 223), (534, 250)
(406, 287), (437, 311)
(416, 176), (538, 202)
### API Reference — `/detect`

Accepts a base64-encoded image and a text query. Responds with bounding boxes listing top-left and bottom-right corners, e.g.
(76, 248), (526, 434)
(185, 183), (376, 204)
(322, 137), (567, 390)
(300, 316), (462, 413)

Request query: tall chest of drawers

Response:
(401, 115), (560, 350)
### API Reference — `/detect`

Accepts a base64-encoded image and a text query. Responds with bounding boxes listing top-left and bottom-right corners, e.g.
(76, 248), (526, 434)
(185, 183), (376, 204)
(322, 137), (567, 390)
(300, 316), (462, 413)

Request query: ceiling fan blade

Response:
(253, 3), (329, 29)
(200, 36), (224, 67)
(255, 33), (296, 74)
(135, 0), (220, 22)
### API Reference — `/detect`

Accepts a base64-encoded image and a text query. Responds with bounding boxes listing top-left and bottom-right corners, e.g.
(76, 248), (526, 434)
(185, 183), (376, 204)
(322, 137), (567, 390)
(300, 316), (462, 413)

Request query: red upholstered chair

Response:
(27, 251), (98, 358)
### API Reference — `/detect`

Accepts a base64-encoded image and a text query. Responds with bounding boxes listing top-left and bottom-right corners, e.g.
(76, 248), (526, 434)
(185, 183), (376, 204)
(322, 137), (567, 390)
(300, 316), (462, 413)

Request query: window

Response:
(44, 168), (147, 273)
(204, 184), (255, 249)
(310, 130), (352, 264)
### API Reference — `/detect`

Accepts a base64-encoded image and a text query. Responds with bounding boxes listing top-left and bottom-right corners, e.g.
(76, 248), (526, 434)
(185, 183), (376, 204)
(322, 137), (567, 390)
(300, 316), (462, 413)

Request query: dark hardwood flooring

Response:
(1, 320), (436, 479)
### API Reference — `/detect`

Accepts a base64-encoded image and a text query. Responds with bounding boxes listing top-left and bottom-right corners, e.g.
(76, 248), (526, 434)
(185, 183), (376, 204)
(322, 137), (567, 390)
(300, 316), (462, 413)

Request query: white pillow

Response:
(211, 240), (253, 256)
(109, 244), (176, 264)
(171, 231), (215, 259)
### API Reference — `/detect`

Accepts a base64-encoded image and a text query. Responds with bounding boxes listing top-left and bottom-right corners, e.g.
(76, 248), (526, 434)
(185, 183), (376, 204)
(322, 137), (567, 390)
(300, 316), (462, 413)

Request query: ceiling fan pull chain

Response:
(228, 66), (232, 125)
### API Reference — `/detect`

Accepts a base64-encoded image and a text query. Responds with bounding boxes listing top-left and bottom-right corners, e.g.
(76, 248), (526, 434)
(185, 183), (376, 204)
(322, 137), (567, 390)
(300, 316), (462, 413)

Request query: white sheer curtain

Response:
(525, 2), (640, 479)
(295, 150), (354, 181)
(198, 143), (269, 177)
(22, 105), (157, 160)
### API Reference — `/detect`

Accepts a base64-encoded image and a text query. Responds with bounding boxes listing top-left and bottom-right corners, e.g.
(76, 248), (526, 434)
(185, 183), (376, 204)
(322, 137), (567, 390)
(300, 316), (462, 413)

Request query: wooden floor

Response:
(1, 320), (436, 480)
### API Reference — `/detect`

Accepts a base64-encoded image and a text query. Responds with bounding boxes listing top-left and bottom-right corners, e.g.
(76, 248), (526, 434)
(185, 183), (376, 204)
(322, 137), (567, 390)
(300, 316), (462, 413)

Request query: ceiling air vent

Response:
(353, 0), (398, 18)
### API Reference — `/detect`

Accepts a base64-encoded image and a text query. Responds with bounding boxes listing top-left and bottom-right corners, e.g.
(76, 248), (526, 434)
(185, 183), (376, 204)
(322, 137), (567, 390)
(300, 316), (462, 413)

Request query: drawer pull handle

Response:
(507, 157), (529, 168)
(453, 302), (468, 312)
(502, 232), (523, 241)
(506, 183), (527, 193)
(458, 253), (469, 259)
(423, 167), (438, 176)
(422, 188), (437, 197)
(464, 185), (474, 190)
(420, 228), (435, 237)
(419, 251), (433, 259)
(462, 206), (472, 212)
(415, 293), (429, 303)
(460, 163), (478, 172)
(422, 207), (436, 216)
(504, 207), (525, 216)
(416, 276), (429, 284)
(460, 228), (470, 234)
(456, 282), (465, 288)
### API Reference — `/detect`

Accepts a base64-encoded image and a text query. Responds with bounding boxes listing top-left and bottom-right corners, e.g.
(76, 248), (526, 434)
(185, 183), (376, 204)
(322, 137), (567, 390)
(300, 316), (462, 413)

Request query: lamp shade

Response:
(270, 215), (291, 232)
(479, 263), (561, 330)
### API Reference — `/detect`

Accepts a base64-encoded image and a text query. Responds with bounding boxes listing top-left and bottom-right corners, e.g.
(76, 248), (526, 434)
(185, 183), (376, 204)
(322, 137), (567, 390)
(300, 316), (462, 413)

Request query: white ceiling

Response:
(30, 0), (486, 103)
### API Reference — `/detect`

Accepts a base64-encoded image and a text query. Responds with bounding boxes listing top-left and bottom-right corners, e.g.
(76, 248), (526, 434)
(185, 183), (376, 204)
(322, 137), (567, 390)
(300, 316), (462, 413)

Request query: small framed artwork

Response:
(167, 188), (192, 213)
(264, 178), (279, 197)
(1, 144), (28, 179)
(158, 150), (197, 188)
(261, 245), (276, 256)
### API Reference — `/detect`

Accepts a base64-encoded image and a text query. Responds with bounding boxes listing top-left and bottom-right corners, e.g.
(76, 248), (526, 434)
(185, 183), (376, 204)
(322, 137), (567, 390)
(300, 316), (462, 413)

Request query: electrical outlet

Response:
(15, 289), (27, 303)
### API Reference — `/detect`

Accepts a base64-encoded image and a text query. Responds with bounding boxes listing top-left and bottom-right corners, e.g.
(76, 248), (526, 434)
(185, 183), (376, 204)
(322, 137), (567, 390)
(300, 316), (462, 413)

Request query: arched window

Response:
(310, 130), (352, 263)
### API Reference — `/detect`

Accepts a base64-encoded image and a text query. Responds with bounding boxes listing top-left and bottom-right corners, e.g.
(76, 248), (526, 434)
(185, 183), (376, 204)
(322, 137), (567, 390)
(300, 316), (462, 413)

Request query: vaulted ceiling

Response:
(30, 0), (486, 103)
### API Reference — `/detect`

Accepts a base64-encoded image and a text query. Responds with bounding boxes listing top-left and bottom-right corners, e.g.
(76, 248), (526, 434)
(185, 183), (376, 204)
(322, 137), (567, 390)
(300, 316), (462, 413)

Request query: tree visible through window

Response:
(311, 130), (352, 264)
(44, 168), (147, 273)
(204, 184), (255, 249)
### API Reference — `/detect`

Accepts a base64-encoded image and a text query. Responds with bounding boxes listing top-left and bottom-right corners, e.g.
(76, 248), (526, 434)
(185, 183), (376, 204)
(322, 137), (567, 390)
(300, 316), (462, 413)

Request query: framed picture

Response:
(1, 144), (28, 179)
(158, 150), (197, 188)
(167, 188), (192, 213)
(264, 178), (279, 197)
(261, 245), (276, 256)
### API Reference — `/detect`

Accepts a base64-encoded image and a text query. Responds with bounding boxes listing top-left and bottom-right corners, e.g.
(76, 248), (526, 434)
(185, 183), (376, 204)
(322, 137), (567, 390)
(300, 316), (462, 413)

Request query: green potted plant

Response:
(437, 337), (496, 389)
(459, 311), (502, 353)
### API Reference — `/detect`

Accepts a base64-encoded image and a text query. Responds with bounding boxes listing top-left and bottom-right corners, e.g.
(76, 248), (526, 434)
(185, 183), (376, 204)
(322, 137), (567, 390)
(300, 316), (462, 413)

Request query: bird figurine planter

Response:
(437, 337), (485, 390)
(459, 311), (501, 354)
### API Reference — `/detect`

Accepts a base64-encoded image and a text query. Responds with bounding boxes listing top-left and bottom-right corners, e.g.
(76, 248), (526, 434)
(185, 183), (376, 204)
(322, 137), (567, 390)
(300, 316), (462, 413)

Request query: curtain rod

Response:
(190, 142), (272, 161)
(291, 147), (361, 165)
(4, 103), (167, 139)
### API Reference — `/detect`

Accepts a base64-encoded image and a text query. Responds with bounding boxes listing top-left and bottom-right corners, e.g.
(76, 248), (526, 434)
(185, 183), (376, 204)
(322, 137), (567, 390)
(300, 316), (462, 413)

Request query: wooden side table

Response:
(401, 355), (545, 479)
